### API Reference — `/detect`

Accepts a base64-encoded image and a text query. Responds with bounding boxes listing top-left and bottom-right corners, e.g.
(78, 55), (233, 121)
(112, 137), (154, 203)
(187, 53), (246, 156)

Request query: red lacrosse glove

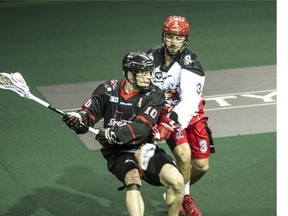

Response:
(152, 114), (178, 142)
(161, 104), (174, 116)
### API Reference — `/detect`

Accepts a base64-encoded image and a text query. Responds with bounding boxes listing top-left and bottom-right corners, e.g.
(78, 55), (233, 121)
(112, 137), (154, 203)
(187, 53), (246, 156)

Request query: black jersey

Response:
(80, 79), (165, 148)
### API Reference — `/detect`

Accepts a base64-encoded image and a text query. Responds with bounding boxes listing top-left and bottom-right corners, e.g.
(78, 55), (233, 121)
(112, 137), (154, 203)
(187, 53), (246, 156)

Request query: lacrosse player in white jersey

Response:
(147, 16), (215, 216)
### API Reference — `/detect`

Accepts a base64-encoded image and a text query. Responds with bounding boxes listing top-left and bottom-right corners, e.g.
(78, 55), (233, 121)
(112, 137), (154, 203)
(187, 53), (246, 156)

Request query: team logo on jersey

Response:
(110, 96), (119, 103)
(108, 118), (131, 127)
(105, 80), (118, 95)
(151, 66), (165, 84)
(165, 90), (180, 100)
(175, 128), (184, 140)
(154, 71), (163, 79)
(110, 80), (118, 89)
(184, 55), (193, 66)
(168, 83), (177, 91)
(196, 82), (202, 95)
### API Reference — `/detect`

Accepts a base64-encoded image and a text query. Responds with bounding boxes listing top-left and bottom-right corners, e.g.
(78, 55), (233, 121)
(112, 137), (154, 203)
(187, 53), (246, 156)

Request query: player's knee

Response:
(173, 144), (191, 165)
(200, 163), (209, 173)
(168, 171), (184, 193)
(160, 164), (184, 191)
(174, 175), (184, 193)
(193, 159), (210, 173)
(125, 168), (141, 184)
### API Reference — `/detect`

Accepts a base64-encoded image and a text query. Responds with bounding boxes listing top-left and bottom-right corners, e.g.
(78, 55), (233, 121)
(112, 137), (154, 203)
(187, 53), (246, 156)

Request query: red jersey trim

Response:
(136, 116), (153, 128)
(120, 80), (139, 100)
(127, 124), (137, 145)
(81, 107), (95, 121)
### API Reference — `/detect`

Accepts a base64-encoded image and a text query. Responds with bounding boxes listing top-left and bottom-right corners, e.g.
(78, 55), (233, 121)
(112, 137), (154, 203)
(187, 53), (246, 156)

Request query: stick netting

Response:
(0, 72), (31, 98)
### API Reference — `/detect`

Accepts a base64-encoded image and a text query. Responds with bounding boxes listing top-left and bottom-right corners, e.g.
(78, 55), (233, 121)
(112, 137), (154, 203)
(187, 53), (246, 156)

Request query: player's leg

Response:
(190, 158), (209, 184)
(143, 148), (184, 216)
(159, 163), (184, 216)
(180, 118), (212, 216)
(106, 153), (144, 216)
(187, 118), (211, 185)
(166, 130), (191, 215)
(125, 168), (144, 216)
(166, 130), (191, 185)
(172, 143), (191, 184)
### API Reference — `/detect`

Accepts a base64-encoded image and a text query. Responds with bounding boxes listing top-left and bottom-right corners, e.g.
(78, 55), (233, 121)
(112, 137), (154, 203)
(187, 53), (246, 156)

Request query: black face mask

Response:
(132, 72), (152, 93)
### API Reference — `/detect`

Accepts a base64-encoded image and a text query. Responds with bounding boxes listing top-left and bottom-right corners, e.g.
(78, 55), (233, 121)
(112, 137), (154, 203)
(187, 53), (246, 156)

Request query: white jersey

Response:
(148, 46), (205, 129)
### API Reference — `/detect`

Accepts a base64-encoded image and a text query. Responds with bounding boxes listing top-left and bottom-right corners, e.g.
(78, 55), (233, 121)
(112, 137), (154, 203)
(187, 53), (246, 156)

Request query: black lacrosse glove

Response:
(95, 126), (123, 145)
(62, 112), (88, 134)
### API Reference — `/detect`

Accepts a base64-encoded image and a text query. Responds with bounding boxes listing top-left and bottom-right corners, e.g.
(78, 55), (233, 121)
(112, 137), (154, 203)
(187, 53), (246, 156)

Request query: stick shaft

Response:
(0, 73), (99, 135)
(30, 94), (64, 115)
(29, 94), (99, 135)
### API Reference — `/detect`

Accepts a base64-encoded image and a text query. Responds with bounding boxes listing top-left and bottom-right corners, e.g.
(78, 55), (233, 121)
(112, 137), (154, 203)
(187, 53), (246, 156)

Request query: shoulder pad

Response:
(100, 79), (120, 96)
(147, 46), (164, 67)
(147, 45), (162, 54)
(147, 85), (165, 100)
(179, 49), (205, 76)
(104, 80), (119, 90)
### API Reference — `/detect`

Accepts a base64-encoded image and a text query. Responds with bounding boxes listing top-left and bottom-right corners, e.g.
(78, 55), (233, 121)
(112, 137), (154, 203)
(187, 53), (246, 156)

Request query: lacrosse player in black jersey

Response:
(62, 51), (184, 216)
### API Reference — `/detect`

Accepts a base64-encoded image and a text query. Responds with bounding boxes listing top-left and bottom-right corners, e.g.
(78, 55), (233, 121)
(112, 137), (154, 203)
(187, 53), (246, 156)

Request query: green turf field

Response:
(0, 1), (276, 215)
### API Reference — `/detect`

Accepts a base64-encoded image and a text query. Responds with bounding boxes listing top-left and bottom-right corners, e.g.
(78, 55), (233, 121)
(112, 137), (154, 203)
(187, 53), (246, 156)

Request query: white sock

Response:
(184, 181), (190, 195)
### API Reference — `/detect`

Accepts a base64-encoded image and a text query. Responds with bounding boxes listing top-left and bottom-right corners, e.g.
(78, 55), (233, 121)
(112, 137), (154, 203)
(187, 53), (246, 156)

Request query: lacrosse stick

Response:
(0, 72), (99, 135)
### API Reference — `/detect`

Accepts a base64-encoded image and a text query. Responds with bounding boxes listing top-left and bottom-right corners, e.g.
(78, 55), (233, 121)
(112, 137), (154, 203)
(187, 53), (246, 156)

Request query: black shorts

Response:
(101, 147), (175, 186)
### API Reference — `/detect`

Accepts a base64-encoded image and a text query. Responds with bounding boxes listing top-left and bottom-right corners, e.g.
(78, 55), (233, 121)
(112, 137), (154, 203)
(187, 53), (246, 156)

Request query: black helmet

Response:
(122, 51), (154, 92)
(122, 51), (154, 76)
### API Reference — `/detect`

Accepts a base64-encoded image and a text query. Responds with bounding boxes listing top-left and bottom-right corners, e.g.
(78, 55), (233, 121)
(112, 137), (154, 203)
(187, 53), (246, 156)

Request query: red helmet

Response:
(162, 16), (190, 35)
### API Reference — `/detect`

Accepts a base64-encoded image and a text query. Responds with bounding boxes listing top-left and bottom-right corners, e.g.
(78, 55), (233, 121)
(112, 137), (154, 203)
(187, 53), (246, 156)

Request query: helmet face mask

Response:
(122, 52), (154, 92)
(163, 33), (187, 56)
(162, 16), (190, 56)
(130, 71), (152, 91)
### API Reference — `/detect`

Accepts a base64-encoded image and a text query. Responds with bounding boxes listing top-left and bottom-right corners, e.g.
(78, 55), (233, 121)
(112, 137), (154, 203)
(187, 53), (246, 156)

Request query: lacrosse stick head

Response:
(0, 72), (32, 98)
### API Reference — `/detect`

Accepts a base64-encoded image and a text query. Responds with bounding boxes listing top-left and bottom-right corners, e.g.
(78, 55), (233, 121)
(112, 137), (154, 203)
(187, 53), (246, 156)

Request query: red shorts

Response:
(166, 114), (213, 159)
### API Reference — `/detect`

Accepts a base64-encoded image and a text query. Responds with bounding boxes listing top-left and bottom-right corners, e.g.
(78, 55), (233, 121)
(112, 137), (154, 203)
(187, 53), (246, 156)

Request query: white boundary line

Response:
(205, 89), (276, 98)
(62, 89), (277, 113)
(63, 102), (277, 113)
(205, 102), (276, 111)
